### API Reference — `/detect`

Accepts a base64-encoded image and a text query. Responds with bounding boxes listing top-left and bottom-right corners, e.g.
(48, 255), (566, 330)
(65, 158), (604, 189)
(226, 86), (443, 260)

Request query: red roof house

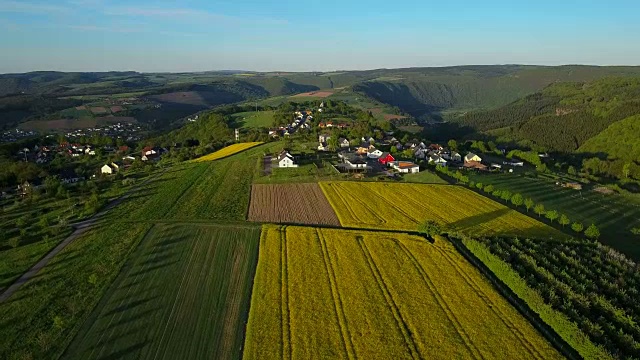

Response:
(378, 153), (395, 165)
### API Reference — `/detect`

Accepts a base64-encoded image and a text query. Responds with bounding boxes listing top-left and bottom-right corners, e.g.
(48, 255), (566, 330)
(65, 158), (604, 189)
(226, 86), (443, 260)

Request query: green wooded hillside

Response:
(454, 77), (640, 152)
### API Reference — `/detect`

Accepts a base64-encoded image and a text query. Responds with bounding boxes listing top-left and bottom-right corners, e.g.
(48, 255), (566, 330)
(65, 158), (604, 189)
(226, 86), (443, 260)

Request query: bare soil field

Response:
(110, 106), (124, 113)
(90, 107), (107, 115)
(248, 183), (340, 226)
(292, 91), (334, 98)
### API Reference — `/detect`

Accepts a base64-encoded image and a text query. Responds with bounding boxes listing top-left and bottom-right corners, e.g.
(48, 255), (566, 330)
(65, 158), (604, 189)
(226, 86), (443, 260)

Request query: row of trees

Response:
(435, 164), (601, 239)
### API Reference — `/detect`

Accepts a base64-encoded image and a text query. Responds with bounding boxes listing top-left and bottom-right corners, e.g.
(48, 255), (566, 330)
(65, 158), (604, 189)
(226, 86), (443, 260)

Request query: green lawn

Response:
(469, 172), (640, 259)
(230, 111), (275, 128)
(402, 170), (449, 184)
(63, 223), (261, 360)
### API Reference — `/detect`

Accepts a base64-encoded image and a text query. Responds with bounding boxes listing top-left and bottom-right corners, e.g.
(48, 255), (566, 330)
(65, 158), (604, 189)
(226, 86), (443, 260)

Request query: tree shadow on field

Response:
(127, 261), (179, 277)
(97, 341), (150, 360)
(447, 208), (511, 233)
(109, 307), (162, 329)
(89, 326), (147, 350)
(103, 296), (159, 317)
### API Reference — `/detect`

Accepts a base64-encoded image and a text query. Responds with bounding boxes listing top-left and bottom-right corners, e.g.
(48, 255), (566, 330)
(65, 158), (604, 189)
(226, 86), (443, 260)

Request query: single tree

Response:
(417, 220), (442, 238)
(572, 222), (584, 233)
(511, 193), (524, 207)
(534, 203), (545, 217)
(524, 198), (534, 212)
(559, 214), (570, 228)
(8, 236), (20, 249)
(475, 182), (483, 190)
(447, 139), (457, 151)
(88, 273), (98, 286)
(484, 184), (494, 193)
(500, 190), (512, 203)
(545, 210), (559, 224)
(584, 224), (600, 239)
(568, 166), (577, 176)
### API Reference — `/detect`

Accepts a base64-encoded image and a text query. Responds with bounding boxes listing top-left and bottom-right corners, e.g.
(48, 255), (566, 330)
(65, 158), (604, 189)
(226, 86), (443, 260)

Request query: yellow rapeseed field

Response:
(192, 142), (262, 162)
(243, 225), (562, 359)
(319, 181), (566, 238)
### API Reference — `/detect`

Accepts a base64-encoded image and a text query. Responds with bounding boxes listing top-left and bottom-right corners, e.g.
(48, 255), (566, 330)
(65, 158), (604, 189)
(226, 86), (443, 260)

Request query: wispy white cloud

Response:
(65, 24), (203, 37)
(66, 25), (141, 33)
(0, 1), (70, 13)
(104, 6), (288, 25)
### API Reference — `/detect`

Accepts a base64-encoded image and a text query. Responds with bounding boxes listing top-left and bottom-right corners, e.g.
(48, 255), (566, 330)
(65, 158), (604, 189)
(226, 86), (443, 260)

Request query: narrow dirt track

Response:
(0, 171), (164, 303)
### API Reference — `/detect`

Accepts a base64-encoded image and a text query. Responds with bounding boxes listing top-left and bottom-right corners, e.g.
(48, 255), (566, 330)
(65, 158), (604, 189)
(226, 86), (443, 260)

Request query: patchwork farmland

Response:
(248, 184), (341, 226)
(244, 225), (561, 359)
(64, 223), (261, 360)
(192, 142), (262, 162)
(320, 182), (566, 238)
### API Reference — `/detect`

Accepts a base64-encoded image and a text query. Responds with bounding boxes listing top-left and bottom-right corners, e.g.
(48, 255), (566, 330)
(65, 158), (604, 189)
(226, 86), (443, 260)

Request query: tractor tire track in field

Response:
(393, 240), (485, 360)
(163, 163), (210, 217)
(435, 246), (546, 360)
(86, 227), (162, 359)
(316, 229), (356, 360)
(334, 183), (387, 225)
(152, 236), (200, 360)
(356, 237), (422, 360)
(280, 226), (292, 360)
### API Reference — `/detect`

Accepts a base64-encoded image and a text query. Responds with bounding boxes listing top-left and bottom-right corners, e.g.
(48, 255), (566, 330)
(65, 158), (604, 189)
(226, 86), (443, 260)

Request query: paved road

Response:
(0, 172), (162, 303)
(263, 156), (272, 176)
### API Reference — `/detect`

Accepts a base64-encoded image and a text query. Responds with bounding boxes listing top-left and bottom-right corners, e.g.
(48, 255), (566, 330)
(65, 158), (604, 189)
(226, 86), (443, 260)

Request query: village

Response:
(268, 104), (527, 178)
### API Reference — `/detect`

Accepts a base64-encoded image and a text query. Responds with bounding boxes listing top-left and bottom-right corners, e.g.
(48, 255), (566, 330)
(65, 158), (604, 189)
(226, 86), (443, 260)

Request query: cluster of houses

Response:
(17, 143), (102, 164)
(100, 146), (167, 174)
(65, 122), (143, 142)
(1, 128), (38, 143)
(268, 110), (312, 138)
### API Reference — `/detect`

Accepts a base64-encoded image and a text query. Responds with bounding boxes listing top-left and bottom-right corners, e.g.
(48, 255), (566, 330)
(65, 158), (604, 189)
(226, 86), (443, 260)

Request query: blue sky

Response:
(0, 0), (639, 73)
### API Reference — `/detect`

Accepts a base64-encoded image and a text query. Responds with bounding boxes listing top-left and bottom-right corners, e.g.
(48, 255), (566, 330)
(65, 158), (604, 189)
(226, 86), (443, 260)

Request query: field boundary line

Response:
(435, 245), (545, 360)
(394, 240), (484, 360)
(356, 237), (422, 360)
(316, 229), (356, 360)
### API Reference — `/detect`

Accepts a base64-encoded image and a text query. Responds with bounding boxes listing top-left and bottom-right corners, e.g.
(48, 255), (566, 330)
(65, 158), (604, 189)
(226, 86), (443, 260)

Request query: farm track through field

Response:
(393, 240), (485, 360)
(356, 237), (422, 360)
(316, 229), (355, 360)
(434, 245), (545, 360)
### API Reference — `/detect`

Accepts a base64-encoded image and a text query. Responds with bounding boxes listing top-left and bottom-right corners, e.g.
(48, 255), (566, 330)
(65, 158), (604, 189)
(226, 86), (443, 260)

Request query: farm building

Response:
(378, 153), (395, 165)
(465, 153), (482, 163)
(278, 152), (298, 168)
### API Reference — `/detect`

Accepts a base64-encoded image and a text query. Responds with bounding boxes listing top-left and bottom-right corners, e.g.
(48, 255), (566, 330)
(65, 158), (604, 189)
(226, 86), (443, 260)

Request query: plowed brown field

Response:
(248, 184), (340, 226)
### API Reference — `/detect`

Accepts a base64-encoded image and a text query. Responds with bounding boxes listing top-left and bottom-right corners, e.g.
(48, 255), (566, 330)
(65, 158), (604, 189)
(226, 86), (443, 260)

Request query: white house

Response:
(345, 157), (368, 169)
(101, 164), (114, 174)
(317, 142), (329, 151)
(367, 149), (384, 159)
(464, 152), (482, 163)
(451, 151), (462, 162)
(319, 134), (331, 143)
(338, 138), (350, 148)
(414, 148), (428, 159)
(429, 155), (448, 166)
(278, 152), (298, 168)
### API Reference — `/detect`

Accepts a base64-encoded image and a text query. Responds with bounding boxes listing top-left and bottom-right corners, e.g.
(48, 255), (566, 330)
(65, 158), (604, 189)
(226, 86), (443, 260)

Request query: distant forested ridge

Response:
(454, 77), (640, 152)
